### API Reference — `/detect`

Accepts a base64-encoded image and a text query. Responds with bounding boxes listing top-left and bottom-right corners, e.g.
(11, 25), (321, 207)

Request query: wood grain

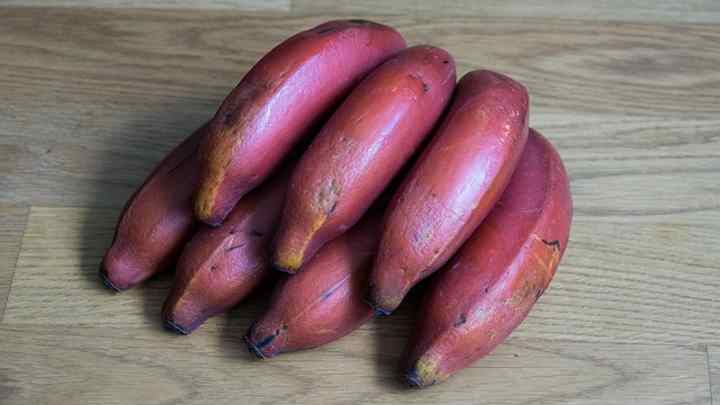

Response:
(6, 0), (720, 23)
(2, 8), (719, 208)
(711, 346), (719, 405)
(5, 206), (176, 328)
(291, 0), (720, 23)
(1, 5), (719, 404)
(406, 18), (720, 118)
(7, 0), (720, 22)
(0, 206), (29, 320)
(1, 0), (290, 11)
(0, 324), (711, 405)
(6, 206), (720, 345)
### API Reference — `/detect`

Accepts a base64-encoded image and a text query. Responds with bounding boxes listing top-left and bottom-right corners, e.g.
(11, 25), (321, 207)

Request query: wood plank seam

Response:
(708, 345), (716, 405)
(0, 206), (30, 323)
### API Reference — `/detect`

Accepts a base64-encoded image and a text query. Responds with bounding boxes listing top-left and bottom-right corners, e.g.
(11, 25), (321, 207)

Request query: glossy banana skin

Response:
(245, 215), (380, 358)
(100, 123), (209, 291)
(404, 130), (572, 387)
(195, 20), (406, 226)
(368, 70), (529, 314)
(273, 46), (456, 273)
(162, 171), (289, 334)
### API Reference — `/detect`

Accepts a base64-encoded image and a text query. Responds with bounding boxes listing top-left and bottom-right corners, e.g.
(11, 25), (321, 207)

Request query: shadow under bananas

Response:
(371, 280), (426, 391)
(78, 93), (219, 324)
(217, 274), (279, 361)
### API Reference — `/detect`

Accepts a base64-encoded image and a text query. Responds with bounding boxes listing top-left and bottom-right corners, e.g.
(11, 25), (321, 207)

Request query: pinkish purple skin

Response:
(369, 70), (530, 315)
(162, 171), (289, 334)
(100, 123), (209, 291)
(273, 45), (456, 274)
(245, 215), (380, 358)
(195, 20), (407, 226)
(404, 130), (573, 387)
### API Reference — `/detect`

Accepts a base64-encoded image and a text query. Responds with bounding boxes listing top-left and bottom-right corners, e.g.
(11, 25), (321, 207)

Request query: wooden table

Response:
(1, 2), (719, 404)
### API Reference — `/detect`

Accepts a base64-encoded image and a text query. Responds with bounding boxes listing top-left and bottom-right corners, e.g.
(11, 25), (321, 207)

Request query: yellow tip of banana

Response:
(274, 215), (328, 273)
(194, 194), (213, 222)
(405, 357), (445, 388)
(273, 252), (303, 274)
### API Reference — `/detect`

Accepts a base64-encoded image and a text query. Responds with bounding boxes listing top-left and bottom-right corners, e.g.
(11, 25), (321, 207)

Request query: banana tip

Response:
(272, 255), (301, 274)
(205, 219), (223, 227)
(194, 196), (224, 227)
(196, 210), (223, 227)
(362, 296), (393, 317)
(163, 319), (191, 335)
(273, 264), (298, 275)
(404, 357), (443, 388)
(98, 265), (123, 292)
(404, 368), (424, 388)
(244, 335), (270, 359)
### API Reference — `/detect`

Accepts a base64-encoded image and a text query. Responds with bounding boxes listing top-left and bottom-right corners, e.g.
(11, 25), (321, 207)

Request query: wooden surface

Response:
(1, 2), (719, 404)
(712, 346), (720, 405)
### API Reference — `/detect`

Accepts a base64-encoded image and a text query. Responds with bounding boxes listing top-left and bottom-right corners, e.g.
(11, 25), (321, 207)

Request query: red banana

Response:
(195, 20), (406, 226)
(100, 123), (208, 291)
(245, 214), (380, 358)
(162, 170), (289, 334)
(404, 130), (572, 387)
(369, 70), (529, 314)
(273, 45), (456, 273)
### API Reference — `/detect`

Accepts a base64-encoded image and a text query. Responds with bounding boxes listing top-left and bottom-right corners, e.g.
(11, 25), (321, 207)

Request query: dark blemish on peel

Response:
(254, 333), (276, 349)
(542, 239), (561, 251)
(320, 289), (334, 301)
(454, 314), (467, 327)
(250, 230), (264, 238)
(412, 232), (422, 243)
(315, 26), (336, 34)
(226, 243), (246, 252)
(318, 179), (341, 215)
(442, 60), (449, 64)
(210, 265), (218, 272)
(407, 73), (429, 93)
(484, 287), (489, 294)
(320, 280), (345, 301)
